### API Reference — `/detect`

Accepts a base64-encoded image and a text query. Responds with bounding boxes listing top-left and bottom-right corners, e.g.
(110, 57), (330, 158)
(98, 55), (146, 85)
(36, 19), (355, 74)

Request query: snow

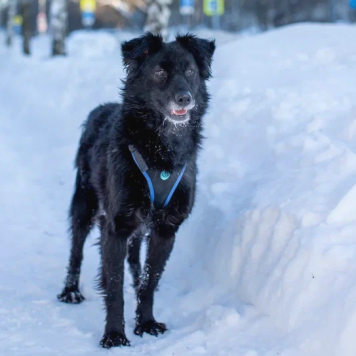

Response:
(1, 23), (356, 355)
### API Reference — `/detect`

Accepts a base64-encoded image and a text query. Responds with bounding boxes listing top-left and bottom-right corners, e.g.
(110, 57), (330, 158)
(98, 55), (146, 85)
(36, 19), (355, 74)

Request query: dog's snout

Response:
(175, 91), (192, 107)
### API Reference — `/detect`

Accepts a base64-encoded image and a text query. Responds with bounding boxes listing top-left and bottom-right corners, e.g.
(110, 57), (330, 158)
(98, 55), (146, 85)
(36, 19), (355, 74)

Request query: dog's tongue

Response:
(172, 109), (187, 116)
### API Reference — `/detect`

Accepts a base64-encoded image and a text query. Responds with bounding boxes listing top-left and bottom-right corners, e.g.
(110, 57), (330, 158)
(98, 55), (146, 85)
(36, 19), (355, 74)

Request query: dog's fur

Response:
(58, 32), (215, 348)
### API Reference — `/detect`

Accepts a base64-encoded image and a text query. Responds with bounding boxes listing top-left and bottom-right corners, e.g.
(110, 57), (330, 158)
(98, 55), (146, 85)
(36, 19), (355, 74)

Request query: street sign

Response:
(82, 12), (95, 27)
(13, 15), (22, 35)
(180, 0), (194, 16)
(203, 0), (224, 16)
(350, 0), (356, 9)
(80, 0), (96, 12)
(80, 0), (96, 27)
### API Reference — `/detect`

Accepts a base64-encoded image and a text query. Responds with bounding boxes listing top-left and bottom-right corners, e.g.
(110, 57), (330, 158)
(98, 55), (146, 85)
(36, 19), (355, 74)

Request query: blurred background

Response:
(1, 0), (356, 56)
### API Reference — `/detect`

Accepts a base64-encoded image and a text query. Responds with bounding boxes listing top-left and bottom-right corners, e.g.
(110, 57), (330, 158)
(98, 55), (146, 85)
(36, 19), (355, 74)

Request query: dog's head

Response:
(121, 33), (215, 124)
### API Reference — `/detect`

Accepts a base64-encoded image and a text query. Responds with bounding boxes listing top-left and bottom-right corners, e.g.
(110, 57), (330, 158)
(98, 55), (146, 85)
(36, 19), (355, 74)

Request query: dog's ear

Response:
(176, 34), (216, 80)
(121, 32), (163, 74)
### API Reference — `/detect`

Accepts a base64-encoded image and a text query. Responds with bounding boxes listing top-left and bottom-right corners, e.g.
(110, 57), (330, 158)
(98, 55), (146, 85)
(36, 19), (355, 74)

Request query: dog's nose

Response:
(175, 91), (192, 107)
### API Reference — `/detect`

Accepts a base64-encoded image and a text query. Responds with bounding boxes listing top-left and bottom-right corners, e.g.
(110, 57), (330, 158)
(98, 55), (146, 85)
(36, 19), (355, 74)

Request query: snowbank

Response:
(1, 24), (356, 355)
(181, 23), (356, 356)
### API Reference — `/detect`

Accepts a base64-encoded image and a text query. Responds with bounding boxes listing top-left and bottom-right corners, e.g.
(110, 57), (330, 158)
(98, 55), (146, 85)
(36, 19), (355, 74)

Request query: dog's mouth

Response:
(171, 109), (188, 116)
(166, 100), (195, 124)
(168, 109), (190, 124)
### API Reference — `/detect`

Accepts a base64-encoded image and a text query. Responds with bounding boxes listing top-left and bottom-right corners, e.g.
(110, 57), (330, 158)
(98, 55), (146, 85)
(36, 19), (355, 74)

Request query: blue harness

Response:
(129, 145), (186, 209)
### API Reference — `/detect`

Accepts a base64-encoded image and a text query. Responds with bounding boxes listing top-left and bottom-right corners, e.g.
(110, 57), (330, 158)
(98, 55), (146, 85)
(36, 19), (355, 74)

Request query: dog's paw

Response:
(57, 288), (85, 304)
(134, 320), (167, 337)
(100, 331), (130, 349)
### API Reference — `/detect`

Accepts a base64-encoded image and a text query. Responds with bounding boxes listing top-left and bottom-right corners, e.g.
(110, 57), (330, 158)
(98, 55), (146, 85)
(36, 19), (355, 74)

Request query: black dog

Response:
(58, 32), (215, 348)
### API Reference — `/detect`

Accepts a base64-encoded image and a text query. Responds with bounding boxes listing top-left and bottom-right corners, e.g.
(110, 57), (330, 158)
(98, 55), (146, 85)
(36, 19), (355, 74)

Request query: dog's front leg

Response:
(134, 229), (175, 336)
(100, 219), (133, 349)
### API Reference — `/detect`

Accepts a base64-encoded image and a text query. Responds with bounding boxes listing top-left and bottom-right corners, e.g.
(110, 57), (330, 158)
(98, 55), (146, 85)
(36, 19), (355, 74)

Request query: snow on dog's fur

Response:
(57, 32), (215, 348)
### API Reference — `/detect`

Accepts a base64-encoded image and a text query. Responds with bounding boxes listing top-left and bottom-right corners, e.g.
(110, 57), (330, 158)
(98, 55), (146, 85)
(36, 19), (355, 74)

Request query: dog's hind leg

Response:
(58, 171), (98, 304)
(134, 229), (175, 337)
(127, 233), (143, 291)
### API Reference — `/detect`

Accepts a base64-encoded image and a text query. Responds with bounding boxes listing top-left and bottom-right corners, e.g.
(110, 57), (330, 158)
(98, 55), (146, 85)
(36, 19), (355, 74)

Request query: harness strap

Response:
(163, 164), (186, 208)
(129, 145), (186, 209)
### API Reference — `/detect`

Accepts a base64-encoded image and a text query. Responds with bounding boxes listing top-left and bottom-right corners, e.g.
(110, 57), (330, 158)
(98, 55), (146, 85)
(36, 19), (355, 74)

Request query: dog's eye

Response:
(155, 69), (166, 77)
(185, 69), (195, 77)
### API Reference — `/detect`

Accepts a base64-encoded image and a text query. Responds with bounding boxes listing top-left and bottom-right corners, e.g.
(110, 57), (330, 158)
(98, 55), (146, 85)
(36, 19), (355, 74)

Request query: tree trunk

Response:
(144, 0), (172, 40)
(255, 0), (268, 31)
(21, 0), (31, 55)
(6, 0), (17, 47)
(50, 0), (67, 56)
(0, 2), (3, 31)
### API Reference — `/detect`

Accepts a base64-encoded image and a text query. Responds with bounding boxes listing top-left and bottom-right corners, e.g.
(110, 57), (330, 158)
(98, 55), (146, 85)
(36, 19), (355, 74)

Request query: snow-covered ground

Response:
(1, 24), (356, 355)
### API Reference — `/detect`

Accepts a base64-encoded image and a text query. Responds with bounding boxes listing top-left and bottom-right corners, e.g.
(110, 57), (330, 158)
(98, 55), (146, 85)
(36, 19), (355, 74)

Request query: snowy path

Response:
(0, 32), (286, 356)
(1, 25), (356, 355)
